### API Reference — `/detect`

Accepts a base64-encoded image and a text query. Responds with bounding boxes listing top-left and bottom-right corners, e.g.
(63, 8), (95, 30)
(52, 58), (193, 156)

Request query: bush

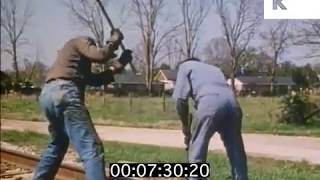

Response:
(280, 91), (318, 125)
(1, 79), (12, 94)
(10, 80), (41, 95)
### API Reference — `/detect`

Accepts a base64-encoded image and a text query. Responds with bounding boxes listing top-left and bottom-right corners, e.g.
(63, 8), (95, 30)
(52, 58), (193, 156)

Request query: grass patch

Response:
(1, 130), (319, 180)
(1, 95), (320, 136)
(0, 130), (48, 150)
(1, 96), (42, 121)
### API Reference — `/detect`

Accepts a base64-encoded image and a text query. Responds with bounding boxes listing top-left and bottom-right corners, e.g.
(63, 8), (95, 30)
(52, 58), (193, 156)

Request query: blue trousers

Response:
(188, 95), (248, 180)
(33, 79), (106, 180)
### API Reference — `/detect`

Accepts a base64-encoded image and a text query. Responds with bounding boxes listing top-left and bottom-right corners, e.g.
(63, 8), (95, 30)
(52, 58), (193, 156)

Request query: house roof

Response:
(114, 72), (145, 84)
(236, 76), (295, 85)
(159, 70), (177, 81)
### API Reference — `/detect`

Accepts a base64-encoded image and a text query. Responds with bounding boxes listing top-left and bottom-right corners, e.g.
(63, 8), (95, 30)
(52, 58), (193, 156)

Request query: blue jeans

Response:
(33, 79), (106, 180)
(188, 95), (248, 180)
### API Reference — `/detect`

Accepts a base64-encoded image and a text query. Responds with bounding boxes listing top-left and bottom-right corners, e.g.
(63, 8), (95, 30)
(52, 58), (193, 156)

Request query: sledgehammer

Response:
(95, 0), (137, 73)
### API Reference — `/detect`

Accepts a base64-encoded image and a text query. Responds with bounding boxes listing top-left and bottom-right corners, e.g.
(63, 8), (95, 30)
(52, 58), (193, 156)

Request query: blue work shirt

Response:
(172, 61), (233, 105)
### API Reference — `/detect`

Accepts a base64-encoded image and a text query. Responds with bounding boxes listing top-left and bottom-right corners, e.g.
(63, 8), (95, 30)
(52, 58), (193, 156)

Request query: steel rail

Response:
(1, 147), (135, 180)
(1, 147), (85, 180)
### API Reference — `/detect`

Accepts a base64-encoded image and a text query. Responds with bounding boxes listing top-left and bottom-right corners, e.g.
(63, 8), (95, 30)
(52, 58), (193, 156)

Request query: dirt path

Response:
(1, 119), (320, 165)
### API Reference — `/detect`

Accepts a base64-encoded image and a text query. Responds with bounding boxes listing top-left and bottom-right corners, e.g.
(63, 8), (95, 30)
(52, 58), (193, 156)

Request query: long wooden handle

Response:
(95, 0), (137, 73)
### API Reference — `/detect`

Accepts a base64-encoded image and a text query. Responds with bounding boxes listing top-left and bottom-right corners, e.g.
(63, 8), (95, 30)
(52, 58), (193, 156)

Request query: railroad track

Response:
(1, 147), (134, 180)
(1, 147), (85, 179)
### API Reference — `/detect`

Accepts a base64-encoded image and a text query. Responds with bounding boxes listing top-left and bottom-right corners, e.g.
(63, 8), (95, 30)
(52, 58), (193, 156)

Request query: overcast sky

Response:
(0, 0), (318, 71)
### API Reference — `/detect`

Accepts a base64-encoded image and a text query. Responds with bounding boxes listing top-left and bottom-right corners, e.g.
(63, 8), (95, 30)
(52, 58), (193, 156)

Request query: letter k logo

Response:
(273, 0), (287, 10)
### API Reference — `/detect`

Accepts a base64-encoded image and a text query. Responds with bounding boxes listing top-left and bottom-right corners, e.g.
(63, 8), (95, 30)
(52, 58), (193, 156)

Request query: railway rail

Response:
(1, 147), (85, 179)
(1, 147), (143, 180)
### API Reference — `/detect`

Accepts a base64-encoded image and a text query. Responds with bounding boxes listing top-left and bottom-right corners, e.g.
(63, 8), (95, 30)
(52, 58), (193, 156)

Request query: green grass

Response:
(0, 96), (42, 121)
(1, 130), (319, 180)
(86, 95), (179, 126)
(1, 95), (320, 136)
(239, 97), (320, 136)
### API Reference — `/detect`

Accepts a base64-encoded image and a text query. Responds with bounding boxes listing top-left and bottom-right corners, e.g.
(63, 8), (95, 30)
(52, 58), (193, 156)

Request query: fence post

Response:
(103, 86), (107, 106)
(129, 92), (133, 112)
(162, 92), (166, 112)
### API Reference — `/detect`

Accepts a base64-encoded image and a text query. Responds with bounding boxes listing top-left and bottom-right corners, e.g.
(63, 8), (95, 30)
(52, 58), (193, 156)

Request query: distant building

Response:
(313, 83), (320, 95)
(313, 74), (320, 95)
(108, 72), (163, 96)
(227, 76), (296, 96)
(154, 70), (177, 93)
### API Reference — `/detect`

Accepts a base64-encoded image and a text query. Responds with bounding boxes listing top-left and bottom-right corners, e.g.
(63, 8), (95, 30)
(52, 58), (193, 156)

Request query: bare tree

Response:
(178, 0), (210, 59)
(214, 0), (261, 93)
(261, 20), (292, 94)
(164, 39), (181, 69)
(203, 37), (233, 75)
(63, 0), (108, 47)
(21, 58), (48, 86)
(15, 43), (47, 86)
(131, 0), (180, 92)
(204, 37), (231, 65)
(1, 0), (32, 81)
(132, 43), (144, 73)
(297, 20), (320, 58)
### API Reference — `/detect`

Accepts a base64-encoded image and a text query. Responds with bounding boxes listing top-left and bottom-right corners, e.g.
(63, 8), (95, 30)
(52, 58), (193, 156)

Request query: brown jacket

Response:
(46, 36), (117, 101)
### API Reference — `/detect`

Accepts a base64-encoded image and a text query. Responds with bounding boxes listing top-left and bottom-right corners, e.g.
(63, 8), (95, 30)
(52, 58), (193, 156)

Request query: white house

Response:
(227, 76), (296, 96)
(154, 70), (177, 92)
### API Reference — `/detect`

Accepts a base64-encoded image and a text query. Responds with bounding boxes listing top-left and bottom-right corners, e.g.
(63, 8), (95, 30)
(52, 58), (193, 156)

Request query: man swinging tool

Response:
(32, 29), (132, 180)
(173, 58), (248, 180)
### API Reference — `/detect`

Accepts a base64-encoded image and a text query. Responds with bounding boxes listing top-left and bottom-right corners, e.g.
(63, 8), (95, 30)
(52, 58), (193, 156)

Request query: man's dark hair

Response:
(176, 57), (201, 70)
(178, 57), (201, 65)
(183, 57), (201, 62)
